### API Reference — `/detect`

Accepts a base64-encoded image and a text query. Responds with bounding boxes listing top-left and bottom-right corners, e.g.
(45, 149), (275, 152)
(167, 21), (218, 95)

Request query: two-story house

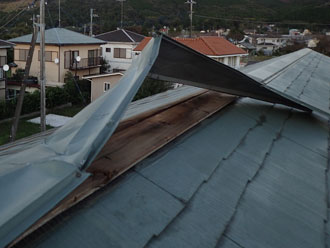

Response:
(134, 36), (247, 69)
(95, 29), (145, 73)
(9, 28), (106, 88)
(256, 36), (288, 55)
(0, 39), (15, 100)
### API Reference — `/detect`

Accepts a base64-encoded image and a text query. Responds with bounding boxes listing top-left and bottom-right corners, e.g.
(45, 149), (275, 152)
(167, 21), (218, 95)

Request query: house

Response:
(83, 72), (123, 102)
(237, 36), (256, 55)
(0, 39), (14, 100)
(95, 29), (145, 73)
(134, 36), (247, 69)
(2, 35), (330, 248)
(9, 28), (106, 89)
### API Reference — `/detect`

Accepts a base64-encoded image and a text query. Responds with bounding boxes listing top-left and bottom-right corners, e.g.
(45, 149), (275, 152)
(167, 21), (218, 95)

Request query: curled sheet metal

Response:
(0, 36), (161, 247)
(149, 35), (310, 112)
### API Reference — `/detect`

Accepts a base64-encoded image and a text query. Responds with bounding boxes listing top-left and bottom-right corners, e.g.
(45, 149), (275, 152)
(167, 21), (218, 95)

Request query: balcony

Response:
(70, 57), (102, 70)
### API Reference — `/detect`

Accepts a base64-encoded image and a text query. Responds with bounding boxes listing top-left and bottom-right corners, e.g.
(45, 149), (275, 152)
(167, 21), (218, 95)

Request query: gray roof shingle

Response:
(95, 29), (145, 43)
(8, 28), (106, 45)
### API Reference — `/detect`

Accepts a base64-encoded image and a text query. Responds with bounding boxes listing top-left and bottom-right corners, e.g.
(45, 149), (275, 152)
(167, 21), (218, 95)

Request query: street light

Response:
(3, 64), (9, 100)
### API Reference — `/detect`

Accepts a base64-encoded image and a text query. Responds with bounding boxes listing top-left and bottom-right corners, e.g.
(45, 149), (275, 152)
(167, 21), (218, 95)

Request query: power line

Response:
(0, 0), (39, 31)
(195, 14), (330, 26)
(0, 8), (27, 30)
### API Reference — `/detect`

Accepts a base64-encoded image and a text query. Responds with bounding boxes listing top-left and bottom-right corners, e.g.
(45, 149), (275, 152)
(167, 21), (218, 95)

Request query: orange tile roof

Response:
(134, 36), (247, 56)
(134, 37), (152, 52)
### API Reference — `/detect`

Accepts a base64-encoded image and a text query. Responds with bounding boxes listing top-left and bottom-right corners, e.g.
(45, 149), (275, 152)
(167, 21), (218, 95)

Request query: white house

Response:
(256, 37), (288, 55)
(95, 29), (145, 73)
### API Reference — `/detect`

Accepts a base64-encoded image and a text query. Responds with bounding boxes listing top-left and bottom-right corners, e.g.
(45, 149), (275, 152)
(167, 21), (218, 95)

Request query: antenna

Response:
(185, 0), (196, 38)
(117, 0), (126, 28)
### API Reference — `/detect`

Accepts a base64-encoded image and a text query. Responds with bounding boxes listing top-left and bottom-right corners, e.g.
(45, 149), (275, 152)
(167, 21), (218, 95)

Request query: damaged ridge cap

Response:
(261, 49), (313, 85)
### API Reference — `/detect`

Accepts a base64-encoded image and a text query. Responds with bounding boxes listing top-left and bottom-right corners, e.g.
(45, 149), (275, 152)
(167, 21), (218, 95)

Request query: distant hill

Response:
(1, 0), (330, 39)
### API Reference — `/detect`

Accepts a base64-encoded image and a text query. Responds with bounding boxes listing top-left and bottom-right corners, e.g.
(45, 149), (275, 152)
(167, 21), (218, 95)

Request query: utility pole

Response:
(10, 15), (38, 141)
(117, 0), (126, 28)
(90, 8), (94, 36)
(58, 0), (61, 28)
(89, 9), (99, 36)
(185, 0), (196, 38)
(40, 0), (46, 132)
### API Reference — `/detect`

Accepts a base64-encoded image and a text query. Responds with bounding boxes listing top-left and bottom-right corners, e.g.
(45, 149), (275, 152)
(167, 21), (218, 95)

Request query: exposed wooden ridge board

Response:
(10, 91), (236, 247)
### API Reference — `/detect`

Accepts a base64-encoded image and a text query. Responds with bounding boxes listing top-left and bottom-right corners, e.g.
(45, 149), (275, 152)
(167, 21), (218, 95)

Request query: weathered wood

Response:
(10, 91), (236, 246)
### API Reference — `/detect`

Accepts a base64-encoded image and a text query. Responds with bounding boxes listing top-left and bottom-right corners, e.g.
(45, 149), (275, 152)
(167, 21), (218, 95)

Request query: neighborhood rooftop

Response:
(135, 36), (247, 56)
(0, 39), (15, 48)
(8, 28), (106, 45)
(95, 28), (145, 43)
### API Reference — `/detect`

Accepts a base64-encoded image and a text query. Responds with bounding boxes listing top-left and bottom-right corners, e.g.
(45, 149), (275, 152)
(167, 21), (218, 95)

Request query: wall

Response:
(13, 43), (102, 84)
(101, 42), (138, 72)
(90, 74), (123, 102)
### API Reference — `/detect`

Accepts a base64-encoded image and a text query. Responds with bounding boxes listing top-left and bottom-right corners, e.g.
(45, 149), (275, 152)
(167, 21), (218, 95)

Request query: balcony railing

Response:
(70, 57), (102, 70)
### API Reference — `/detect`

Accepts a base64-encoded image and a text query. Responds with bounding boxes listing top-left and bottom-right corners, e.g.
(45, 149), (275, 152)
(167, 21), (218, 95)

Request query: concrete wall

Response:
(14, 43), (102, 85)
(90, 74), (123, 102)
(101, 42), (138, 72)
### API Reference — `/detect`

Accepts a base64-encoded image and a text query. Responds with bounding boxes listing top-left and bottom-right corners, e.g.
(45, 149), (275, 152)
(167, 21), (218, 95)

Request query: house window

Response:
(0, 56), (6, 66)
(64, 50), (79, 69)
(114, 48), (125, 58)
(88, 49), (100, 66)
(104, 82), (111, 92)
(106, 48), (111, 53)
(18, 49), (29, 61)
(38, 51), (54, 62)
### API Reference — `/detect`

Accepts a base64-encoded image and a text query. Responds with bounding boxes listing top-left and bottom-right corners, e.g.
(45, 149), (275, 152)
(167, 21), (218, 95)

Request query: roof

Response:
(135, 36), (247, 56)
(134, 37), (152, 51)
(8, 28), (106, 45)
(241, 48), (330, 116)
(2, 34), (330, 247)
(14, 96), (329, 248)
(0, 39), (15, 48)
(95, 29), (145, 43)
(238, 42), (256, 50)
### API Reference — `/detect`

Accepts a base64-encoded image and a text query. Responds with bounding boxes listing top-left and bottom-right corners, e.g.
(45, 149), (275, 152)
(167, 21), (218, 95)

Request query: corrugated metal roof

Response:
(241, 48), (330, 116)
(15, 97), (328, 248)
(8, 28), (106, 45)
(2, 34), (330, 247)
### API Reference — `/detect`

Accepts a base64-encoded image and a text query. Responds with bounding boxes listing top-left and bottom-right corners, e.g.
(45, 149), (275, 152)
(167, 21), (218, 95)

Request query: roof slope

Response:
(9, 28), (106, 45)
(16, 97), (329, 248)
(135, 36), (247, 56)
(241, 48), (330, 116)
(0, 39), (15, 48)
(95, 29), (145, 43)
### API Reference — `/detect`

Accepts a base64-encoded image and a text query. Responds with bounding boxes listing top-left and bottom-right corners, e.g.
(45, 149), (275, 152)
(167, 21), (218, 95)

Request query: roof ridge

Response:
(122, 29), (135, 42)
(200, 36), (217, 56)
(95, 29), (120, 37)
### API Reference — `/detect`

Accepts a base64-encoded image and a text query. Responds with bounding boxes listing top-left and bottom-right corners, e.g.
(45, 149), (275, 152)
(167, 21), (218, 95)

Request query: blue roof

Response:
(16, 97), (329, 248)
(8, 28), (106, 45)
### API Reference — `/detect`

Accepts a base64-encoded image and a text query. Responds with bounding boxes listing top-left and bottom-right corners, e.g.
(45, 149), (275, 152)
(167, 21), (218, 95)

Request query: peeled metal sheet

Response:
(149, 35), (310, 112)
(0, 36), (161, 247)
